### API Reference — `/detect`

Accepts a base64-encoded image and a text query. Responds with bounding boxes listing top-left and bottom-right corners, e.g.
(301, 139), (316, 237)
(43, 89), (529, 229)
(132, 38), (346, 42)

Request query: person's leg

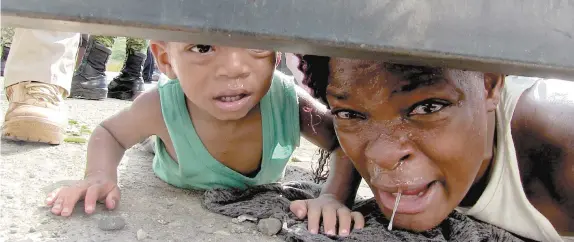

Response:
(2, 28), (79, 144)
(107, 37), (147, 100)
(75, 34), (90, 71)
(1, 27), (15, 76)
(69, 35), (114, 100)
(142, 46), (154, 83)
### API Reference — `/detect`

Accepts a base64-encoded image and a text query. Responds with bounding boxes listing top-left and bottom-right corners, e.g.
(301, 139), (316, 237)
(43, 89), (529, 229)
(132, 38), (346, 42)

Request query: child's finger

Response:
(306, 201), (322, 234)
(51, 197), (64, 215)
(59, 188), (86, 217)
(84, 185), (100, 214)
(45, 188), (62, 205)
(289, 200), (308, 219)
(351, 212), (365, 230)
(321, 206), (338, 235)
(336, 207), (352, 236)
(104, 188), (120, 210)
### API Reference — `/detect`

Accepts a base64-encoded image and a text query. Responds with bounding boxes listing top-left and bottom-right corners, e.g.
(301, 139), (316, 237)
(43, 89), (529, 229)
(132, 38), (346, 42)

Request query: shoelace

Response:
(24, 82), (63, 105)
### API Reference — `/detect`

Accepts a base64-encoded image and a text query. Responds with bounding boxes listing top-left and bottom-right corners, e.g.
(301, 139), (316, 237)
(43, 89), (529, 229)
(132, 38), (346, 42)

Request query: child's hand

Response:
(45, 176), (120, 217)
(290, 194), (364, 237)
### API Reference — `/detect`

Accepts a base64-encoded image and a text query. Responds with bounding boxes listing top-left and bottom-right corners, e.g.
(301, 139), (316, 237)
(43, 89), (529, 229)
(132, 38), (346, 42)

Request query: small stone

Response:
(213, 230), (230, 236)
(10, 229), (17, 234)
(29, 173), (36, 178)
(257, 218), (282, 236)
(136, 229), (148, 240)
(157, 219), (169, 225)
(6, 194), (14, 199)
(50, 231), (60, 238)
(28, 227), (36, 233)
(98, 216), (126, 231)
(232, 215), (258, 224)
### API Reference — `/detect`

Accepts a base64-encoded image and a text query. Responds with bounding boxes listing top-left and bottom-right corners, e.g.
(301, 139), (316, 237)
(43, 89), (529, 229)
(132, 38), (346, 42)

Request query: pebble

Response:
(29, 173), (36, 178)
(231, 215), (258, 224)
(6, 194), (14, 199)
(257, 218), (282, 236)
(98, 216), (126, 231)
(28, 227), (36, 233)
(157, 219), (169, 225)
(10, 229), (17, 234)
(136, 229), (148, 240)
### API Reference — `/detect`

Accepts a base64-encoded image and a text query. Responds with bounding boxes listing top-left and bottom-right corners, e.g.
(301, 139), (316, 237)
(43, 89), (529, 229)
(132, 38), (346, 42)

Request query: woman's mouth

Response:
(376, 181), (440, 214)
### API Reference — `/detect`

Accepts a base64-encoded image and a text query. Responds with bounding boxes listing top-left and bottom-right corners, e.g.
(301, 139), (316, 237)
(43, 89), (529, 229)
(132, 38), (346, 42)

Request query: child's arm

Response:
(292, 86), (365, 236)
(46, 89), (164, 217)
(295, 85), (337, 151)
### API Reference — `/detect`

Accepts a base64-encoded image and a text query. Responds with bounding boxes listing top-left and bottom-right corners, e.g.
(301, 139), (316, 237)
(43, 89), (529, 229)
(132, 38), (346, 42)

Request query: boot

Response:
(70, 39), (111, 100)
(2, 82), (68, 145)
(107, 52), (146, 100)
(1, 45), (10, 76)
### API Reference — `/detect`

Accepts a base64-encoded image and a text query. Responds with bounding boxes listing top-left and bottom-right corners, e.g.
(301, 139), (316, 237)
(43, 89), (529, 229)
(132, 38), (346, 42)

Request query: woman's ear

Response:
(483, 73), (505, 112)
(150, 41), (177, 79)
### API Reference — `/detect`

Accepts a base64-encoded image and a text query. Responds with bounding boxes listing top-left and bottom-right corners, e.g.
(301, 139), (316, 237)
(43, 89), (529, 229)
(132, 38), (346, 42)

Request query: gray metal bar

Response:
(2, 0), (574, 79)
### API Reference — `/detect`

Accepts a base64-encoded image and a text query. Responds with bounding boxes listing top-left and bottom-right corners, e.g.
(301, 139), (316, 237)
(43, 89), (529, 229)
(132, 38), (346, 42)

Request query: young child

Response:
(289, 55), (574, 241)
(45, 43), (341, 217)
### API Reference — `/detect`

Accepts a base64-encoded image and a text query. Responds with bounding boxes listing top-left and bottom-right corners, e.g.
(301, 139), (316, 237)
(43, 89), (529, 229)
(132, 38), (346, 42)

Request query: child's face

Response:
(152, 42), (276, 120)
(325, 58), (502, 231)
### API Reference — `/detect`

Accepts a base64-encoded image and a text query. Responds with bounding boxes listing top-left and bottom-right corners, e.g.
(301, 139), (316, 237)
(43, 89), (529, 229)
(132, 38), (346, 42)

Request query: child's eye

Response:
(332, 110), (365, 120)
(408, 100), (450, 116)
(190, 45), (213, 53)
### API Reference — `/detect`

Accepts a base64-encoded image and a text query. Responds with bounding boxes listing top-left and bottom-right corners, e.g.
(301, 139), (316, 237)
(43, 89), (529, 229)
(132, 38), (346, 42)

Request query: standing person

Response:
(2, 28), (79, 144)
(1, 27), (15, 76)
(70, 36), (147, 100)
(142, 46), (156, 84)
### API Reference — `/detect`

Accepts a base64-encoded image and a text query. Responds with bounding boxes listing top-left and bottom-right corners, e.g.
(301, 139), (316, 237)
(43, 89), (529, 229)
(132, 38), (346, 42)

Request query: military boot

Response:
(70, 39), (111, 100)
(107, 52), (146, 100)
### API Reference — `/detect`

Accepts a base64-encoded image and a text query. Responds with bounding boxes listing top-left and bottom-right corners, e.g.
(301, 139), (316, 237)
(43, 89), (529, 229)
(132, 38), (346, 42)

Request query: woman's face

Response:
(325, 58), (499, 231)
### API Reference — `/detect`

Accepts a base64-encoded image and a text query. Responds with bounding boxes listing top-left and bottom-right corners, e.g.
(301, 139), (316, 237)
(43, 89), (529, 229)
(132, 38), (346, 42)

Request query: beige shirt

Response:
(457, 76), (567, 242)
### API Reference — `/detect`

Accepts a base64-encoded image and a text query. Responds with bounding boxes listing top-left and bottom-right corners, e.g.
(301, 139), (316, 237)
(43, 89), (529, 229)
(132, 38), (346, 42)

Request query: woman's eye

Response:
(190, 45), (213, 53)
(333, 110), (364, 120)
(409, 101), (448, 115)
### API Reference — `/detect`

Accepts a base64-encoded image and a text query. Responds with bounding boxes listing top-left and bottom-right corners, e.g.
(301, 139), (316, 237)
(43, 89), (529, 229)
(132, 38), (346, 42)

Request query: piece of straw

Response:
(388, 190), (402, 231)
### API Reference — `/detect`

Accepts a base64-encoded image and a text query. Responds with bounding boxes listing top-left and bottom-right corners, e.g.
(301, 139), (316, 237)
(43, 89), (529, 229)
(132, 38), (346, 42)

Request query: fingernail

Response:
(340, 229), (349, 236)
(310, 229), (317, 234)
(86, 205), (94, 212)
(297, 211), (303, 217)
(326, 230), (335, 235)
(62, 208), (69, 214)
(110, 200), (116, 208)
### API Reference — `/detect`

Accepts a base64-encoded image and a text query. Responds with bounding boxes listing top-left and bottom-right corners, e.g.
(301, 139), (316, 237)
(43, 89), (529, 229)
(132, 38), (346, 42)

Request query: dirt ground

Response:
(0, 77), (372, 242)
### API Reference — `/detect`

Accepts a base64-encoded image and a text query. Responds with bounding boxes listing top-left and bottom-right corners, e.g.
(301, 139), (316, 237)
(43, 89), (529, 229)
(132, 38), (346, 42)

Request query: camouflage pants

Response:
(1, 27), (15, 48)
(92, 35), (148, 55)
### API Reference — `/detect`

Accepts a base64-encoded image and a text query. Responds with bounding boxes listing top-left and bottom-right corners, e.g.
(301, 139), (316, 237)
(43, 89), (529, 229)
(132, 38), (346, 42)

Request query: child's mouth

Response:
(376, 181), (439, 215)
(213, 93), (251, 112)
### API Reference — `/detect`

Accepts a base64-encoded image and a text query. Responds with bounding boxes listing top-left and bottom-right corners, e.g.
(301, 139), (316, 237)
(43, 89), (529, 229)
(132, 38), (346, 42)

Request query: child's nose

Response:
(365, 131), (414, 172)
(215, 49), (250, 79)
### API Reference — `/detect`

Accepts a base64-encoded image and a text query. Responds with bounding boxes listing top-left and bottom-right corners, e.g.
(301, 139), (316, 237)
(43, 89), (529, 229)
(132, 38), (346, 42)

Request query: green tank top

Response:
(152, 71), (300, 190)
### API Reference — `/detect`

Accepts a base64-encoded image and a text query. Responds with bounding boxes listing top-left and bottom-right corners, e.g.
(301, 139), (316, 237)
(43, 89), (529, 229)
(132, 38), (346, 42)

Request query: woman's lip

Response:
(371, 180), (434, 194)
(376, 181), (439, 214)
